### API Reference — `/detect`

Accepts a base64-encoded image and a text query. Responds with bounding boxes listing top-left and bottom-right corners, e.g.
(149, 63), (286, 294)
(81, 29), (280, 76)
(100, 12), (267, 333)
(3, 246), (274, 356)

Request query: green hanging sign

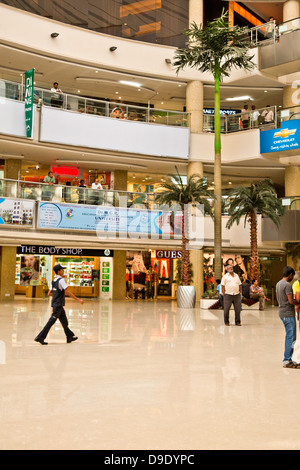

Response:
(24, 68), (34, 138)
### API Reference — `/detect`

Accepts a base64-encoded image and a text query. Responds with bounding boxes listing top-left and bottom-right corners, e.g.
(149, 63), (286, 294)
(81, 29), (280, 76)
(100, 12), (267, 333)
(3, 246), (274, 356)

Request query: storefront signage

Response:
(156, 250), (182, 259)
(17, 245), (114, 257)
(51, 166), (80, 177)
(24, 68), (34, 138)
(260, 120), (300, 153)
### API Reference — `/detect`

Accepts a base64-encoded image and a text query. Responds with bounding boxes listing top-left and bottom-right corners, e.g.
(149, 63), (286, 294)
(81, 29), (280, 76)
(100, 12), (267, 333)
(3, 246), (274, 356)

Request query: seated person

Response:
(250, 279), (270, 310)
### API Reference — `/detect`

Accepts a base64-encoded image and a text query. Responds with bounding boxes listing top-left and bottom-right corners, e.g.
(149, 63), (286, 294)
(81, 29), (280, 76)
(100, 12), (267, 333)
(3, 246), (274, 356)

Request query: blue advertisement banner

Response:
(260, 120), (300, 153)
(37, 202), (179, 236)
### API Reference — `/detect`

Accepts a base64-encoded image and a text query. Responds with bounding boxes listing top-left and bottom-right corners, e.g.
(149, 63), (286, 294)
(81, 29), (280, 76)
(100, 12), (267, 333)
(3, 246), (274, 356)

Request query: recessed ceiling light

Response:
(115, 91), (119, 94)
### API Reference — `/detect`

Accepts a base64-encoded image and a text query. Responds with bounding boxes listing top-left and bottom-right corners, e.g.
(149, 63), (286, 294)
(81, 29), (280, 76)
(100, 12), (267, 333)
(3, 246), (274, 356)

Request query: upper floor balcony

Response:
(0, 79), (190, 160)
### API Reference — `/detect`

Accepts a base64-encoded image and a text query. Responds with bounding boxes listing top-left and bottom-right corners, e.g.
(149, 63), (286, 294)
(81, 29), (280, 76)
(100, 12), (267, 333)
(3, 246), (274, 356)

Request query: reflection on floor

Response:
(0, 297), (300, 450)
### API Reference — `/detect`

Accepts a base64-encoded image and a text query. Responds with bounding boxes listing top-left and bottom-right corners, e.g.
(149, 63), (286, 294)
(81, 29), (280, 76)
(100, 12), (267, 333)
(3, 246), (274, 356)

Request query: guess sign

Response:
(156, 250), (182, 259)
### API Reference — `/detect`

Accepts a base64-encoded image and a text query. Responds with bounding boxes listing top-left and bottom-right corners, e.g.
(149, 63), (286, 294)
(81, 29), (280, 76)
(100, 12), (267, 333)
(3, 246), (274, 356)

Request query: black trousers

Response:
(224, 294), (242, 325)
(36, 306), (75, 341)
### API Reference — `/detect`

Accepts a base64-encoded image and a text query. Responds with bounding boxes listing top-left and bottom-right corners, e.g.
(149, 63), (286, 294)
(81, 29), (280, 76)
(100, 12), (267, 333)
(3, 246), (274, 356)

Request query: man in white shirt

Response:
(221, 264), (242, 326)
(91, 178), (103, 205)
(50, 82), (63, 107)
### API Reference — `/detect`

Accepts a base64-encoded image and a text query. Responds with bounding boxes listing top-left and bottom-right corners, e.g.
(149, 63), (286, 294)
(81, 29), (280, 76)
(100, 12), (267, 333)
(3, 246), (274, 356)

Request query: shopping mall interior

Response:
(1, 0), (300, 451)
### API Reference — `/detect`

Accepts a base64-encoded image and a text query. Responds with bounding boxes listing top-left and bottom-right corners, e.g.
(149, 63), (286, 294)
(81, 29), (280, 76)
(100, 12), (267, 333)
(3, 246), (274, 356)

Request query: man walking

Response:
(276, 266), (300, 369)
(35, 264), (84, 345)
(221, 264), (242, 326)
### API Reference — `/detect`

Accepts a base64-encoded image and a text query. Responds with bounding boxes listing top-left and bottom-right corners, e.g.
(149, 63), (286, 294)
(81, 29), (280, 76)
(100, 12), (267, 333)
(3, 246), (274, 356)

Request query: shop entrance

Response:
(126, 250), (179, 300)
(15, 245), (114, 299)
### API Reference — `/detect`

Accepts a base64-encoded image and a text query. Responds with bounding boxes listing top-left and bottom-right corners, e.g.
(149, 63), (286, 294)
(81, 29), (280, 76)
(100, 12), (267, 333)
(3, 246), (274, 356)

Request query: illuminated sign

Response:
(51, 166), (79, 177)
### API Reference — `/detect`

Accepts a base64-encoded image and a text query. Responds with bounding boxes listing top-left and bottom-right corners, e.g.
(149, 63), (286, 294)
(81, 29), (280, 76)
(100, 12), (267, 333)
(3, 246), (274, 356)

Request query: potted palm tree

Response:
(226, 179), (283, 282)
(155, 168), (214, 308)
(173, 10), (255, 281)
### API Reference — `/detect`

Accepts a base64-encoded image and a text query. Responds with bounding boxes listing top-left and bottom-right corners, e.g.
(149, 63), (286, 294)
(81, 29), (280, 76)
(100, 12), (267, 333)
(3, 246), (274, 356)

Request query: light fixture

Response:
(165, 58), (172, 64)
(119, 80), (142, 88)
(51, 32), (59, 38)
(110, 46), (117, 52)
(226, 95), (253, 102)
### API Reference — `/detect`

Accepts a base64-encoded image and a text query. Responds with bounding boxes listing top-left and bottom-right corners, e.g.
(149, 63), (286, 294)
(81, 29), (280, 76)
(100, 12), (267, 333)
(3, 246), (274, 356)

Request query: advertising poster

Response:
(20, 255), (40, 286)
(25, 68), (34, 138)
(260, 120), (300, 153)
(37, 202), (180, 236)
(0, 198), (34, 226)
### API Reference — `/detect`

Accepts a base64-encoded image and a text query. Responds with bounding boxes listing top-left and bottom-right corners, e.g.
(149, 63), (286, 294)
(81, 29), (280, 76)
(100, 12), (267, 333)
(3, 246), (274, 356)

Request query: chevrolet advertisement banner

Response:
(260, 120), (300, 153)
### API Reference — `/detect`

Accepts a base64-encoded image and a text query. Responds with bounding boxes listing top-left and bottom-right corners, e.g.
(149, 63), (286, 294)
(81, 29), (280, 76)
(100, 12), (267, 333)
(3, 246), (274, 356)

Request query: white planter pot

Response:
(177, 285), (196, 308)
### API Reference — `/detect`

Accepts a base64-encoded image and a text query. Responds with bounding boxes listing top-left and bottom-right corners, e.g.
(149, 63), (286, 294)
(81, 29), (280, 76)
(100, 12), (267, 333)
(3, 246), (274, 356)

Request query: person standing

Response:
(146, 266), (154, 300)
(35, 264), (84, 345)
(241, 104), (250, 129)
(77, 179), (86, 204)
(221, 264), (242, 326)
(91, 178), (103, 205)
(43, 171), (56, 201)
(276, 266), (300, 369)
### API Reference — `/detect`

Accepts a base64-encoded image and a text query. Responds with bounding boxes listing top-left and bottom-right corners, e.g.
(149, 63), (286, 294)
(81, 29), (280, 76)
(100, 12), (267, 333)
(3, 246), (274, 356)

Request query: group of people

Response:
(216, 265), (270, 326)
(216, 262), (300, 369)
(42, 171), (104, 204)
(241, 104), (274, 129)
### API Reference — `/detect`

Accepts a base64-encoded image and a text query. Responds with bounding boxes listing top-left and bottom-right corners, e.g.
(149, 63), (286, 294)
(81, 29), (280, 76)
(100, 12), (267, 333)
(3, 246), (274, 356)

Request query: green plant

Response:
(226, 179), (283, 282)
(174, 10), (255, 280)
(155, 167), (214, 286)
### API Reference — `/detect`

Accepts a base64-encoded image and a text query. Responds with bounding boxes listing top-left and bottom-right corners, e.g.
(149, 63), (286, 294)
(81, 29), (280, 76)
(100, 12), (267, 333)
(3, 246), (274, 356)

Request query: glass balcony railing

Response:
(203, 105), (277, 133)
(0, 178), (157, 208)
(0, 78), (190, 128)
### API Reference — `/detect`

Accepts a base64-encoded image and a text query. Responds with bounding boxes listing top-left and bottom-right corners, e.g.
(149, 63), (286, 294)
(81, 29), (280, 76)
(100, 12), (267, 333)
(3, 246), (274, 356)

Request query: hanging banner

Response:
(24, 68), (34, 138)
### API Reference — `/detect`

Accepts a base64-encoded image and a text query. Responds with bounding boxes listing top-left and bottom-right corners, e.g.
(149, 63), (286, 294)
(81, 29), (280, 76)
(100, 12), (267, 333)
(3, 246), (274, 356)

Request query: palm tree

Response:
(155, 168), (214, 286)
(226, 179), (283, 282)
(173, 10), (255, 281)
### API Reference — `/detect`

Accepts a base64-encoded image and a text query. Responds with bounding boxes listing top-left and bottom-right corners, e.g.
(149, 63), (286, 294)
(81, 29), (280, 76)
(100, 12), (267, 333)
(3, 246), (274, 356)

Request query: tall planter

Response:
(177, 285), (196, 308)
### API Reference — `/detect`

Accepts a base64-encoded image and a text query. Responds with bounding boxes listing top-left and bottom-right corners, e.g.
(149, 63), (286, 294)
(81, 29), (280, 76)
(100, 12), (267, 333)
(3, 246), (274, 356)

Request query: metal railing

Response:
(0, 178), (156, 208)
(203, 105), (277, 133)
(0, 78), (190, 128)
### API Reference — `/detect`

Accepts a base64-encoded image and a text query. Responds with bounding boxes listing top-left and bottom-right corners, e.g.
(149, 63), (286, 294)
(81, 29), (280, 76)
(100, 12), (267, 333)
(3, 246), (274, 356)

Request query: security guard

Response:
(35, 264), (84, 345)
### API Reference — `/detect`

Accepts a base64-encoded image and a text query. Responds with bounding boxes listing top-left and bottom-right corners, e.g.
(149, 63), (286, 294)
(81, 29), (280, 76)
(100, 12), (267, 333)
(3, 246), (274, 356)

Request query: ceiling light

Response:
(51, 32), (59, 38)
(165, 59), (172, 64)
(119, 80), (142, 88)
(109, 46), (117, 52)
(226, 95), (253, 102)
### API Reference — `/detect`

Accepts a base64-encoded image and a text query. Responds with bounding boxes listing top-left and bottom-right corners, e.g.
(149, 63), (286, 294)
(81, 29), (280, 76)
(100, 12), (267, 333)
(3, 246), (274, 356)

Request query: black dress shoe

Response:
(67, 336), (78, 343)
(35, 337), (48, 345)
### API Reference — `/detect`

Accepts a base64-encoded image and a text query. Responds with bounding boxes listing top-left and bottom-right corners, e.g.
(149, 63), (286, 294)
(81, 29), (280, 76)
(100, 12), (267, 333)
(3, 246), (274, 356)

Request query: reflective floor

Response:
(1, 297), (300, 450)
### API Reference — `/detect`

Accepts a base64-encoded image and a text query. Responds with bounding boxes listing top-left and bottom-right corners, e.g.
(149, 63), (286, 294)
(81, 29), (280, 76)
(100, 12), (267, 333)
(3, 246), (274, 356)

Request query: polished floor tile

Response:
(0, 297), (300, 450)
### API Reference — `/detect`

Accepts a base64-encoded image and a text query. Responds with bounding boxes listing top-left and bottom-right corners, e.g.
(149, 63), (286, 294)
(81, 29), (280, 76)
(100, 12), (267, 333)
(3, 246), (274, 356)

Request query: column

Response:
(113, 170), (127, 191)
(4, 159), (22, 179)
(112, 250), (127, 300)
(189, 0), (203, 26)
(0, 246), (17, 301)
(283, 0), (300, 22)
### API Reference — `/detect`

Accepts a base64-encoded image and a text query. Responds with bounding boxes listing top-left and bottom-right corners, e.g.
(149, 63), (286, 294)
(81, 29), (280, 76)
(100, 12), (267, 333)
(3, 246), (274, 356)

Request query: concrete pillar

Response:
(4, 159), (22, 179)
(0, 246), (17, 301)
(112, 250), (127, 300)
(186, 81), (204, 134)
(285, 165), (300, 197)
(190, 248), (204, 302)
(113, 170), (127, 191)
(187, 161), (204, 180)
(189, 0), (204, 25)
(283, 0), (300, 22)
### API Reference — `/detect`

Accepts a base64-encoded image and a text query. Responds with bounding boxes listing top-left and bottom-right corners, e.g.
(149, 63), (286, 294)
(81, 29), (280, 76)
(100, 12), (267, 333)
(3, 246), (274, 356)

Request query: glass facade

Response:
(1, 0), (189, 47)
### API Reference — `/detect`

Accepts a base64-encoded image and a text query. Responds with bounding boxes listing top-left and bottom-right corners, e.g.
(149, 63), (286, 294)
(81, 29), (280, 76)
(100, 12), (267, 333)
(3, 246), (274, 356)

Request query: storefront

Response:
(15, 245), (113, 299)
(126, 249), (180, 299)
